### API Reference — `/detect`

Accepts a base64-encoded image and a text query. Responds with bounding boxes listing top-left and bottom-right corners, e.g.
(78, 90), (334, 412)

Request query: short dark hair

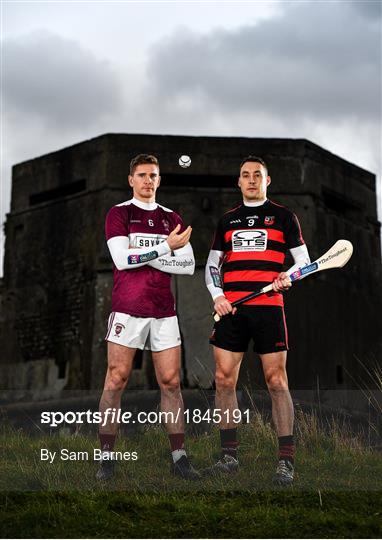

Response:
(239, 155), (268, 174)
(129, 154), (159, 175)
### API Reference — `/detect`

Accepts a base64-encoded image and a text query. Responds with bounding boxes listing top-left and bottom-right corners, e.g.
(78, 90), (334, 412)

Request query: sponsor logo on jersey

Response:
(246, 215), (259, 220)
(230, 219), (242, 224)
(136, 236), (162, 248)
(129, 233), (167, 249)
(114, 323), (125, 337)
(232, 229), (268, 252)
(264, 216), (275, 225)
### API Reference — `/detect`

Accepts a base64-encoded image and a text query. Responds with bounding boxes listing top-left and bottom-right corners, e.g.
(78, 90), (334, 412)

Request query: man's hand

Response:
(272, 272), (292, 292)
(214, 295), (237, 317)
(166, 224), (192, 251)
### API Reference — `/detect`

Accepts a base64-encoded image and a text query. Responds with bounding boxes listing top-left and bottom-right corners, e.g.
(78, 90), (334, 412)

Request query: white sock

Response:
(171, 449), (186, 463)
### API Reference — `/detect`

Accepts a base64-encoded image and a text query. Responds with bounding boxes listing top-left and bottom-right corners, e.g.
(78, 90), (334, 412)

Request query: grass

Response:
(1, 490), (381, 538)
(0, 408), (381, 538)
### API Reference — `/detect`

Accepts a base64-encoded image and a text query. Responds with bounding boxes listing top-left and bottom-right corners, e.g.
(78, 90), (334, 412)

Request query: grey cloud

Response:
(146, 2), (380, 124)
(349, 0), (382, 20)
(4, 30), (123, 130)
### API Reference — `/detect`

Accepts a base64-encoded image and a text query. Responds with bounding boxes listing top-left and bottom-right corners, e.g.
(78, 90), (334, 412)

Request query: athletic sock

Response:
(220, 428), (238, 459)
(99, 433), (116, 458)
(278, 435), (295, 465)
(169, 433), (186, 463)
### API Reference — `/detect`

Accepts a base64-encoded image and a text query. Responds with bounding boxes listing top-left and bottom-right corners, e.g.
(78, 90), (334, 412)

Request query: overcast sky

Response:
(1, 0), (381, 273)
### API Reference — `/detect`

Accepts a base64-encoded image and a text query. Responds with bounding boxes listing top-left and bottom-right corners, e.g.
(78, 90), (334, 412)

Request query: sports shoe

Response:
(203, 454), (239, 476)
(96, 459), (116, 481)
(273, 459), (294, 486)
(171, 455), (201, 480)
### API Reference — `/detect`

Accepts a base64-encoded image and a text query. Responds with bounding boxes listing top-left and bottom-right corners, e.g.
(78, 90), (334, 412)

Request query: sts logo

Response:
(232, 230), (268, 252)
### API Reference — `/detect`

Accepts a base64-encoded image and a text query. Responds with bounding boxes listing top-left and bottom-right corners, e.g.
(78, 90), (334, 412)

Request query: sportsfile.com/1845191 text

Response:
(40, 408), (251, 427)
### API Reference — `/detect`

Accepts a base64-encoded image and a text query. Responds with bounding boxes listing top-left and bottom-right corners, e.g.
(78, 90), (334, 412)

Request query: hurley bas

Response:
(40, 448), (138, 463)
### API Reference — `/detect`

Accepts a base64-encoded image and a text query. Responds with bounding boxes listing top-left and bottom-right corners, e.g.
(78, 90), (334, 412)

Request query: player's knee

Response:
(215, 371), (236, 391)
(105, 366), (129, 391)
(159, 373), (180, 392)
(266, 371), (288, 392)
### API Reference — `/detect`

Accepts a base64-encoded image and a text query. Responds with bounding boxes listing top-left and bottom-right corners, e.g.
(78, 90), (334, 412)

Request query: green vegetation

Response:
(0, 409), (381, 538)
(1, 490), (381, 539)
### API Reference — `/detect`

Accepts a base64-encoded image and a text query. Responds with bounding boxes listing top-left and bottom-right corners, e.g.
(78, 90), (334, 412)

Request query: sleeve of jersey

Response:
(286, 244), (311, 275)
(284, 212), (305, 249)
(105, 206), (128, 241)
(173, 212), (186, 234)
(105, 207), (171, 270)
(205, 249), (225, 300)
(147, 242), (195, 275)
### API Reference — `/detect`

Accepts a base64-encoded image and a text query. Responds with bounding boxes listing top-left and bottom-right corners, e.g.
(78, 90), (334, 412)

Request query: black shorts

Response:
(209, 306), (289, 355)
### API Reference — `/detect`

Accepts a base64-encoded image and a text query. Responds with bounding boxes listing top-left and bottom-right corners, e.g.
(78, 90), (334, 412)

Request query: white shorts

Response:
(105, 312), (181, 352)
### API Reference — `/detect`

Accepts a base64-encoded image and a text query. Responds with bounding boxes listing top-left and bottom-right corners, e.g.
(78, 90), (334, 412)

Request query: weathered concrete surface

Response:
(1, 134), (381, 412)
(0, 358), (68, 402)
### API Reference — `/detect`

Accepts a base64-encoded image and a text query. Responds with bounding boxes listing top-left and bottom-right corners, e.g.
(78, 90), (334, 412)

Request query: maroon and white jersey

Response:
(105, 198), (186, 318)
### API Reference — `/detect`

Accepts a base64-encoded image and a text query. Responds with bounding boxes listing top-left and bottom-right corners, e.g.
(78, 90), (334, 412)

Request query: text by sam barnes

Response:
(40, 448), (138, 463)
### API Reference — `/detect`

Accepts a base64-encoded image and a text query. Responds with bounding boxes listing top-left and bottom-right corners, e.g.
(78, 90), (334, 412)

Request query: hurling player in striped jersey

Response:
(205, 156), (310, 485)
(97, 154), (200, 481)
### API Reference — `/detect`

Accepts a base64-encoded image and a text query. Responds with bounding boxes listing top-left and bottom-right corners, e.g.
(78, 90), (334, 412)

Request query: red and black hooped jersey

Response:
(211, 199), (305, 307)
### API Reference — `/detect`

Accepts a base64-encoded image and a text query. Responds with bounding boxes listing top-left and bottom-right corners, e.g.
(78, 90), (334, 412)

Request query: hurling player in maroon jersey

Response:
(97, 154), (200, 481)
(205, 156), (311, 485)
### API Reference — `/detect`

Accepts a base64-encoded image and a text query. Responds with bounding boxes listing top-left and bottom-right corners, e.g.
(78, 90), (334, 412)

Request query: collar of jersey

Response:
(243, 198), (268, 208)
(131, 197), (158, 210)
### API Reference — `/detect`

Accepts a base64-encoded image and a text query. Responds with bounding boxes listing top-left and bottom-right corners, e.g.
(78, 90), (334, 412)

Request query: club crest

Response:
(162, 219), (170, 232)
(114, 323), (125, 337)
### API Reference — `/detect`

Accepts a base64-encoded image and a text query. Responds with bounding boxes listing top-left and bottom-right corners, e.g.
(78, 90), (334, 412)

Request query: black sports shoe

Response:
(171, 455), (201, 480)
(203, 454), (239, 477)
(96, 459), (116, 481)
(273, 459), (294, 486)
